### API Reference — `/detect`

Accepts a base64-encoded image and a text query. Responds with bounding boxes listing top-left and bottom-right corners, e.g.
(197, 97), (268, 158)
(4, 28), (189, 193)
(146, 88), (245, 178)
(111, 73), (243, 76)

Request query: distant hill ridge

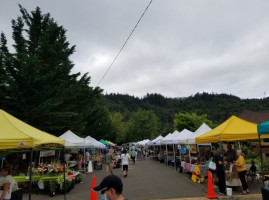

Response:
(104, 92), (269, 133)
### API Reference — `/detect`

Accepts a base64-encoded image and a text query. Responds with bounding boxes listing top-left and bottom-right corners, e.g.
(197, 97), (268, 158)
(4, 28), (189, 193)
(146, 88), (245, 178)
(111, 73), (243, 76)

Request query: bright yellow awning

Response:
(195, 115), (269, 144)
(0, 109), (65, 150)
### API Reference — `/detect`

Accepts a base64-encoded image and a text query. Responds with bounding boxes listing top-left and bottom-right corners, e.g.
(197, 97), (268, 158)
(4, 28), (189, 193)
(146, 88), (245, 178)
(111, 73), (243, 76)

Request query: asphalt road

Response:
(22, 158), (262, 200)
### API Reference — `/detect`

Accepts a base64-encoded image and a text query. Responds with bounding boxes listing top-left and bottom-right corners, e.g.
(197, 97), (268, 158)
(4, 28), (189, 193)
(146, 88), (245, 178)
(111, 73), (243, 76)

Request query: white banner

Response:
(40, 150), (55, 157)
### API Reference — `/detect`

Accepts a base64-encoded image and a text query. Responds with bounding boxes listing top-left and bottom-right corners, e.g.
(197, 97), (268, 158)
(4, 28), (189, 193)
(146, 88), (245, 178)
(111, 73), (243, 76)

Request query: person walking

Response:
(214, 148), (226, 195)
(105, 149), (114, 176)
(234, 149), (249, 195)
(121, 150), (130, 178)
(131, 149), (137, 165)
(93, 175), (127, 200)
(142, 148), (146, 160)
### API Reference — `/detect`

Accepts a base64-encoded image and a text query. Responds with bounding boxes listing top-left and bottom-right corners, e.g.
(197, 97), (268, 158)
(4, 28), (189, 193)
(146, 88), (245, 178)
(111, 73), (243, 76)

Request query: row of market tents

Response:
(0, 108), (120, 200)
(137, 115), (269, 147)
(0, 109), (115, 150)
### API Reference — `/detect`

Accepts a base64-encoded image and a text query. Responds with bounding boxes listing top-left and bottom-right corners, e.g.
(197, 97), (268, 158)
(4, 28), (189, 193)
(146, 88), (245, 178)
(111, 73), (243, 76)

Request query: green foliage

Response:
(110, 112), (127, 143)
(76, 174), (83, 183)
(126, 109), (161, 141)
(44, 180), (57, 196)
(61, 180), (72, 192)
(242, 145), (258, 160)
(0, 5), (112, 139)
(264, 159), (269, 173)
(173, 112), (214, 132)
(105, 92), (269, 139)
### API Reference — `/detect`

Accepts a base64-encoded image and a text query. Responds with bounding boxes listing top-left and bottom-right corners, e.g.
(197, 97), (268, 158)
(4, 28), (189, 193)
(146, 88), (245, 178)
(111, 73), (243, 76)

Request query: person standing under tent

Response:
(214, 148), (226, 195)
(105, 149), (114, 176)
(121, 150), (130, 178)
(85, 150), (90, 173)
(64, 151), (72, 167)
(234, 149), (249, 195)
(131, 149), (137, 165)
(0, 167), (16, 200)
(225, 144), (237, 162)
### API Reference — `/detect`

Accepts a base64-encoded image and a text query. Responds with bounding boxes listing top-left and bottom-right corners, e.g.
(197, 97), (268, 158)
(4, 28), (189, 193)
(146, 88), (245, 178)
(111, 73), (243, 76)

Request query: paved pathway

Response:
(22, 159), (262, 200)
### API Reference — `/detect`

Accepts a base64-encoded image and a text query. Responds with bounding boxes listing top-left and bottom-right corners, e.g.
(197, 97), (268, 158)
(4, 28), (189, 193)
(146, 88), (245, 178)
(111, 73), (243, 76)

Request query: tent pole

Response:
(166, 144), (168, 165)
(188, 145), (191, 165)
(173, 144), (175, 169)
(63, 146), (66, 200)
(29, 148), (33, 200)
(258, 135), (264, 182)
(84, 148), (86, 174)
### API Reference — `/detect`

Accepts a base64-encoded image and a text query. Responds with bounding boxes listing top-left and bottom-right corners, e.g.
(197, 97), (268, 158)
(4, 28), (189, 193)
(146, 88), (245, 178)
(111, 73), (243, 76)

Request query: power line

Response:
(97, 0), (153, 86)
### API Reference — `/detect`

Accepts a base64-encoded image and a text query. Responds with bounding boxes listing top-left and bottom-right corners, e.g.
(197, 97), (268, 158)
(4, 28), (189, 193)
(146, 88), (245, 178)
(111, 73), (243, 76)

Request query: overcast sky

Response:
(1, 0), (269, 99)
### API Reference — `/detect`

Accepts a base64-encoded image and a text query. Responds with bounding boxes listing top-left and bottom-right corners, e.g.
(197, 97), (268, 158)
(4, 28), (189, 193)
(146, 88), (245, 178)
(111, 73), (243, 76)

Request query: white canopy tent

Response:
(156, 133), (171, 145)
(59, 130), (93, 173)
(146, 135), (163, 146)
(59, 130), (92, 147)
(85, 136), (106, 148)
(136, 139), (150, 146)
(159, 132), (179, 145)
(173, 129), (194, 144)
(187, 123), (212, 145)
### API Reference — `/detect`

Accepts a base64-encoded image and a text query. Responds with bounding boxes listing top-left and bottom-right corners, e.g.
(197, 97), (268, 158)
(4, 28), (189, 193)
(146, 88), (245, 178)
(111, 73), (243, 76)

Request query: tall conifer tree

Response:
(0, 5), (112, 137)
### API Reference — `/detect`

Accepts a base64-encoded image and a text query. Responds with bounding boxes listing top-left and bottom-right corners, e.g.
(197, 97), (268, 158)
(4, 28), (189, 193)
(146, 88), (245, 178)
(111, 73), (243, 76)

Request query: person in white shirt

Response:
(0, 167), (16, 200)
(85, 150), (91, 173)
(120, 150), (130, 178)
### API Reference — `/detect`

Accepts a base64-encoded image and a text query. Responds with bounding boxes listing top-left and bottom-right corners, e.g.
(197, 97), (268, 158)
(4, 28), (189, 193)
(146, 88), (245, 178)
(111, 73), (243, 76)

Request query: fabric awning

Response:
(59, 130), (92, 147)
(258, 120), (269, 136)
(0, 109), (65, 150)
(187, 123), (212, 145)
(195, 115), (269, 144)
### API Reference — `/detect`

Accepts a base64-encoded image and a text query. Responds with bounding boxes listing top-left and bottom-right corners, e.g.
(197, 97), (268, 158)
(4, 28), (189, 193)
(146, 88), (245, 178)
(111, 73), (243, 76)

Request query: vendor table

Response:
(225, 171), (242, 187)
(13, 175), (64, 184)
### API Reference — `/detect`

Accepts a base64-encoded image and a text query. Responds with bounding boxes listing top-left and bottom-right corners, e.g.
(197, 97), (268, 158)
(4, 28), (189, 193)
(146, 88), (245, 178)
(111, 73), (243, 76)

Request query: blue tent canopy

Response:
(258, 120), (269, 136)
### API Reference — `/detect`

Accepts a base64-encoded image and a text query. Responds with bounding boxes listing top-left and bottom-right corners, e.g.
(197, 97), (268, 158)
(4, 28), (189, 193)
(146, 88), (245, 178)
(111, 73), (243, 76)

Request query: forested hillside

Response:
(105, 92), (269, 138)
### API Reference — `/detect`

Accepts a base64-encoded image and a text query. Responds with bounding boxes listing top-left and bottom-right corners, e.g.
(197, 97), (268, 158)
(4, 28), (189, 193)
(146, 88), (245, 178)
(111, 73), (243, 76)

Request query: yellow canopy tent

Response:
(195, 115), (269, 144)
(0, 109), (65, 150)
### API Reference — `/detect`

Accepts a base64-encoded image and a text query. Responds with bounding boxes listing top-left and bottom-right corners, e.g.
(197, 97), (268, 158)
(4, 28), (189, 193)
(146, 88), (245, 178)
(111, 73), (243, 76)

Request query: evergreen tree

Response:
(0, 5), (110, 137)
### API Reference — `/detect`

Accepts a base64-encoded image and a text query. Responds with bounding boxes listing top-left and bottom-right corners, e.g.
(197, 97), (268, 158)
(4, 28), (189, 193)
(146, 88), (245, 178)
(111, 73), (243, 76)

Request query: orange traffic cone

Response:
(90, 175), (97, 200)
(205, 171), (218, 199)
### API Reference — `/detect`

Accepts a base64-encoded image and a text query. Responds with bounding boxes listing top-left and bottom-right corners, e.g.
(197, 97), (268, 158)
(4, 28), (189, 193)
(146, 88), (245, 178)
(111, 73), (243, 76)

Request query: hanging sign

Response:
(40, 150), (55, 157)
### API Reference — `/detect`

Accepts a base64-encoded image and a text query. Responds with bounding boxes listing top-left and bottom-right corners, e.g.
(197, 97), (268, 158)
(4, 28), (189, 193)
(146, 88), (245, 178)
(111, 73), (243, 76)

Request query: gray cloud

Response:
(1, 0), (269, 98)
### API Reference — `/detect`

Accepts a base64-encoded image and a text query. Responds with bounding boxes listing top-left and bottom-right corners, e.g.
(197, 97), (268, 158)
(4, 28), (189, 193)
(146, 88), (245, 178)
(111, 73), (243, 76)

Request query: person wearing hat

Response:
(213, 148), (226, 195)
(93, 175), (126, 200)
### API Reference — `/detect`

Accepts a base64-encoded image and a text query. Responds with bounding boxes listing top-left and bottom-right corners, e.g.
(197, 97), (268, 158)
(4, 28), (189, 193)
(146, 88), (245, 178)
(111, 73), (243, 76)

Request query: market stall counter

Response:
(225, 171), (242, 187)
(13, 171), (82, 196)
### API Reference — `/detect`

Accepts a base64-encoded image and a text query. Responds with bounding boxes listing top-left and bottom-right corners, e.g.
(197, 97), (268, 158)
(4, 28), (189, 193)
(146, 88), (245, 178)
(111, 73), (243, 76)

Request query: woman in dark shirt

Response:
(214, 148), (226, 195)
